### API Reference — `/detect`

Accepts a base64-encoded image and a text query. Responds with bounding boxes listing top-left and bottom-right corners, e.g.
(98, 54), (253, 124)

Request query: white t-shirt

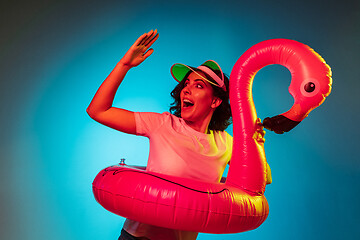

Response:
(124, 112), (233, 240)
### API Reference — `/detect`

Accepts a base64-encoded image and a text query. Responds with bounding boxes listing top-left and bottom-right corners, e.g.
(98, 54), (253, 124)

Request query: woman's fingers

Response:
(145, 32), (159, 48)
(142, 48), (154, 59)
(143, 30), (155, 45)
(137, 29), (158, 48)
(134, 32), (148, 47)
(144, 29), (158, 46)
(256, 118), (262, 126)
(122, 30), (158, 66)
(138, 30), (154, 46)
(253, 118), (266, 142)
(137, 30), (158, 59)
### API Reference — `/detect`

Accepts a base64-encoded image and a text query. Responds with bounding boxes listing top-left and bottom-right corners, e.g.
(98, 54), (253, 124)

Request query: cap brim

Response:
(171, 64), (194, 82)
(202, 60), (221, 72)
(170, 60), (226, 91)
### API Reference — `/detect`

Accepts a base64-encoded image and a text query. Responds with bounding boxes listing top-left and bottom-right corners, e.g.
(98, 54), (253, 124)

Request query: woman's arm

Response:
(87, 30), (159, 134)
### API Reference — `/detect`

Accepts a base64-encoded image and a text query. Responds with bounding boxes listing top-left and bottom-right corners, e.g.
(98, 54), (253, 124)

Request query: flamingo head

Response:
(263, 59), (332, 134)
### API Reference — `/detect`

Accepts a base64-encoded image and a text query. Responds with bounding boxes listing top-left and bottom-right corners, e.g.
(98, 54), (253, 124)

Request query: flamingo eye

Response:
(300, 79), (320, 97)
(304, 82), (316, 93)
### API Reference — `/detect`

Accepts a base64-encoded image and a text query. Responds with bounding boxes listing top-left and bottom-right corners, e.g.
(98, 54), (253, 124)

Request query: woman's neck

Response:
(185, 121), (209, 134)
(184, 114), (213, 134)
(181, 108), (215, 134)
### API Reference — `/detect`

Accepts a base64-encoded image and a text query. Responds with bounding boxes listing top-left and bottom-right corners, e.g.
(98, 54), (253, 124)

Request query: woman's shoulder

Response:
(135, 111), (175, 120)
(135, 111), (181, 128)
(212, 130), (233, 147)
(134, 112), (177, 136)
(213, 129), (232, 137)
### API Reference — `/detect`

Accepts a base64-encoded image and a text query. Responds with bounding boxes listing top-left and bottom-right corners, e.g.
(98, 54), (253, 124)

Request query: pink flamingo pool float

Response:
(92, 39), (332, 233)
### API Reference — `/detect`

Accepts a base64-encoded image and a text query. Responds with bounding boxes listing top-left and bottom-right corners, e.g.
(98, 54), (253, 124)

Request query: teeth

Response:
(183, 99), (194, 107)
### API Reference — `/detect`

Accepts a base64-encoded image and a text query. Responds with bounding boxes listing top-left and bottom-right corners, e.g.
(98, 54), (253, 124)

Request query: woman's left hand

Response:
(254, 118), (266, 143)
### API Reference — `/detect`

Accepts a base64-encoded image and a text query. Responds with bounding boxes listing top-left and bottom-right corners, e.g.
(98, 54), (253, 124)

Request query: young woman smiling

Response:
(87, 30), (266, 240)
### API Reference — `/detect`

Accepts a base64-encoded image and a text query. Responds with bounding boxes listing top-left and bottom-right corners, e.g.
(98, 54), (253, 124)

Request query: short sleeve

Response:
(134, 112), (168, 137)
(225, 131), (233, 164)
(226, 132), (233, 147)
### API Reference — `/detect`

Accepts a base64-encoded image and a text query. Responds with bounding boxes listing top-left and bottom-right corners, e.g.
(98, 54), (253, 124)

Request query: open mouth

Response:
(183, 99), (194, 108)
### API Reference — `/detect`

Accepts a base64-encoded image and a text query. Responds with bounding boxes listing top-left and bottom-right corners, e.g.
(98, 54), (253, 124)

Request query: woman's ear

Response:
(211, 97), (222, 109)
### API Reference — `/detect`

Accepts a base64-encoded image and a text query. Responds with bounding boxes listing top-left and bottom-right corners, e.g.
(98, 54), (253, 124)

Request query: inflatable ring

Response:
(92, 39), (332, 233)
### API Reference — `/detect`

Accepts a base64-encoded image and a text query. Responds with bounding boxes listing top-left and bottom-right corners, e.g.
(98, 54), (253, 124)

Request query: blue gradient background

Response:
(1, 0), (359, 239)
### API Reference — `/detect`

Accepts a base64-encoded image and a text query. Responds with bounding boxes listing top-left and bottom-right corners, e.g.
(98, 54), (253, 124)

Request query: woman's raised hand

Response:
(119, 29), (159, 68)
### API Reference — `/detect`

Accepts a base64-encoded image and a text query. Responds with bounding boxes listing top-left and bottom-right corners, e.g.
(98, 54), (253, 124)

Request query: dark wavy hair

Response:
(169, 68), (232, 131)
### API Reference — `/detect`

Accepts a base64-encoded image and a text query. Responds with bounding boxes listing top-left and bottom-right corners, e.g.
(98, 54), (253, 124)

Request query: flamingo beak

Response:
(263, 115), (300, 134)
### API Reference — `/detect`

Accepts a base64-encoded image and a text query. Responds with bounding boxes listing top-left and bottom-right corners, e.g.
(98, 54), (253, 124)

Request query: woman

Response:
(87, 30), (266, 240)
